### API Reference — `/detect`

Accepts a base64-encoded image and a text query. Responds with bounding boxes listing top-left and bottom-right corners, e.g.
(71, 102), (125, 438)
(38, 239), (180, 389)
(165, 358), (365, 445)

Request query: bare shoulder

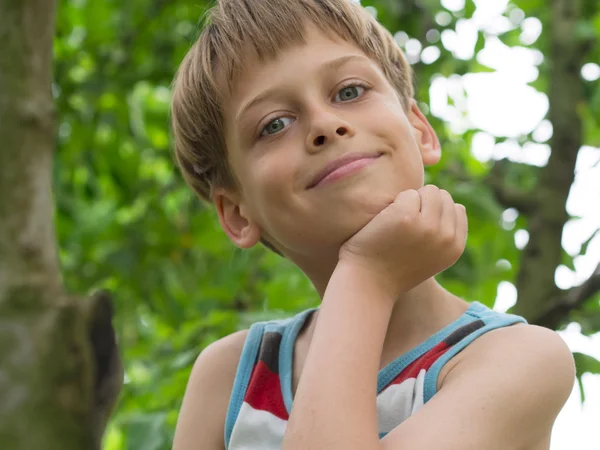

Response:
(173, 329), (249, 450)
(378, 323), (575, 450)
(441, 323), (575, 443)
(456, 323), (573, 380)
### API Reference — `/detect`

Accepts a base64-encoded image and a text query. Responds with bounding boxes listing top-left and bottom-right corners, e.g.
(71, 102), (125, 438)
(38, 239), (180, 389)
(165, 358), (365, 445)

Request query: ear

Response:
(213, 188), (261, 249)
(407, 99), (441, 166)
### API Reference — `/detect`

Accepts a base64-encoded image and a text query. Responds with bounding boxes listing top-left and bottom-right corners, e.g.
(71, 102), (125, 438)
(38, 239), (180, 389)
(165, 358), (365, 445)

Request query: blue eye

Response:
(260, 117), (294, 136)
(335, 85), (365, 102)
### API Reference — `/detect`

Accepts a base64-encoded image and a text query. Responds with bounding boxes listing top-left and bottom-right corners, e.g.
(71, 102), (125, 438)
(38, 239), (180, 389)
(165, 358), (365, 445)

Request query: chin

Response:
(332, 200), (388, 244)
(355, 184), (398, 215)
(313, 179), (409, 245)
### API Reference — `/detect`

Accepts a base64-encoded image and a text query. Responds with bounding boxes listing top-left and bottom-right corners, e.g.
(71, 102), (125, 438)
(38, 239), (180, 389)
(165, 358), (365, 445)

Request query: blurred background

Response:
(42, 0), (600, 448)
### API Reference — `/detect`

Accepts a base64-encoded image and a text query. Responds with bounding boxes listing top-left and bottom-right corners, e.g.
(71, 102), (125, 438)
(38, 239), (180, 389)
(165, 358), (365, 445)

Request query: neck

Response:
(293, 254), (469, 368)
(379, 278), (468, 365)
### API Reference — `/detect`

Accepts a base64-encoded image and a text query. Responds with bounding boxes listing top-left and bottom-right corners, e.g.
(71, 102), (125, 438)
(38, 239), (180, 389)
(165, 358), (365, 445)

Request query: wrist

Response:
(331, 259), (398, 308)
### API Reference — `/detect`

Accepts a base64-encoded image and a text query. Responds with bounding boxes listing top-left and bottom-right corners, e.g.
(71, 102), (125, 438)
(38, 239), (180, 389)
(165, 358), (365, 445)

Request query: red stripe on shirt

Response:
(244, 360), (289, 421)
(389, 341), (451, 386)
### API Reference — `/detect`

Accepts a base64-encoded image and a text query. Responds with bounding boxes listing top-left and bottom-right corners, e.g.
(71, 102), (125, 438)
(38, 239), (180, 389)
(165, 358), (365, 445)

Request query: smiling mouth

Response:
(308, 152), (382, 189)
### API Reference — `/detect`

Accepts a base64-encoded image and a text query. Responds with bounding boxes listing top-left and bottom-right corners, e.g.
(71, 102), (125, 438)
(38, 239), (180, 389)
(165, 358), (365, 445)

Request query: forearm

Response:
(281, 261), (395, 450)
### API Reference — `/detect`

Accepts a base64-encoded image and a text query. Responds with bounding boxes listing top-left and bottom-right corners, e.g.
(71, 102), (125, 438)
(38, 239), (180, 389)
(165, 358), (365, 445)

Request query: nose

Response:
(306, 110), (355, 153)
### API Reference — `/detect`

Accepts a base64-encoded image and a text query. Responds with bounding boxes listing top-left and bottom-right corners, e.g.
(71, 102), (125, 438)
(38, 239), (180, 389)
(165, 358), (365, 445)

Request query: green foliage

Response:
(50, 1), (599, 448)
(573, 352), (600, 403)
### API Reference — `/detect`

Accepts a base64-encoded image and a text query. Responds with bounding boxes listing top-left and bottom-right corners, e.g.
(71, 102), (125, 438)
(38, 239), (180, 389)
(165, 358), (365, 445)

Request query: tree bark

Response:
(0, 1), (121, 448)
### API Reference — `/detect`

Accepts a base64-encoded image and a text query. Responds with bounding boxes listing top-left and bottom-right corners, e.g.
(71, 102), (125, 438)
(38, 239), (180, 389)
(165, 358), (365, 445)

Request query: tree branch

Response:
(566, 262), (600, 308)
(532, 262), (600, 329)
(486, 158), (537, 214)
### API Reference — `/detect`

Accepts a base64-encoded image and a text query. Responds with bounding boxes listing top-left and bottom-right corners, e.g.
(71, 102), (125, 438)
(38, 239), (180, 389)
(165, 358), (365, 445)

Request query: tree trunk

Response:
(0, 1), (121, 448)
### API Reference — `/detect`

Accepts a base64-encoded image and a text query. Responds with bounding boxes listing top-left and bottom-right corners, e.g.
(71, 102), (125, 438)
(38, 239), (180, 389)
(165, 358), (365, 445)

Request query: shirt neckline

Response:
(279, 301), (486, 414)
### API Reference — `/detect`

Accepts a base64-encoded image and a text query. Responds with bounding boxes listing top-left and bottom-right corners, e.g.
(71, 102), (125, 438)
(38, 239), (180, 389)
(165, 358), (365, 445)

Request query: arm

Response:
(282, 186), (574, 450)
(282, 262), (396, 450)
(282, 267), (575, 450)
(172, 330), (248, 450)
(281, 185), (467, 450)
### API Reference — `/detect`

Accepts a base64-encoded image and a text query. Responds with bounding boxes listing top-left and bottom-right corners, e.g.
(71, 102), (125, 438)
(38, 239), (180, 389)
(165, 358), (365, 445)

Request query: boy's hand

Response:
(338, 185), (467, 299)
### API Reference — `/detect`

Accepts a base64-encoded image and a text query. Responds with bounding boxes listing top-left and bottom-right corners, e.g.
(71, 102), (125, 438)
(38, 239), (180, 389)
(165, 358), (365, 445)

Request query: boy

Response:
(170, 1), (575, 449)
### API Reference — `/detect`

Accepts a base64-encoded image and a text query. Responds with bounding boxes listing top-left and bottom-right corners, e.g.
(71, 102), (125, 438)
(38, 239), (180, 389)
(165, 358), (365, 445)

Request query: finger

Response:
(454, 204), (468, 246)
(393, 189), (421, 216)
(418, 185), (442, 222)
(439, 189), (456, 228)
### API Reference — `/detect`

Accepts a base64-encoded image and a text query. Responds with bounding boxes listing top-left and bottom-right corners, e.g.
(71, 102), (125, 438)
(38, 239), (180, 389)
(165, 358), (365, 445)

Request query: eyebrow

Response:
(235, 54), (372, 126)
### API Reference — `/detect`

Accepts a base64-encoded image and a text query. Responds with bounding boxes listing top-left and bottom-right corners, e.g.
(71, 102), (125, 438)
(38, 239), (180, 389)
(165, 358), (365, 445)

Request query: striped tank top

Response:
(224, 301), (526, 449)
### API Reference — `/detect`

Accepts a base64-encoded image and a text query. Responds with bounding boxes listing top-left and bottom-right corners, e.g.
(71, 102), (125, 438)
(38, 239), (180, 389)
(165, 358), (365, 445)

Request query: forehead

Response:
(220, 25), (371, 114)
(226, 25), (366, 94)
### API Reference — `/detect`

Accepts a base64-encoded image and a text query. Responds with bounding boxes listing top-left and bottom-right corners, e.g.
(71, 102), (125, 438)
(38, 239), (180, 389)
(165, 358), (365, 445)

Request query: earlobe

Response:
(408, 100), (441, 166)
(213, 189), (261, 249)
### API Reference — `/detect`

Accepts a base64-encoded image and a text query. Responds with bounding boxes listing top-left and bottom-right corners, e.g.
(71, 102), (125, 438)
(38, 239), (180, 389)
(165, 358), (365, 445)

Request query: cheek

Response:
(363, 99), (422, 172)
(249, 162), (326, 249)
(367, 98), (410, 136)
(243, 152), (300, 227)
(250, 151), (296, 198)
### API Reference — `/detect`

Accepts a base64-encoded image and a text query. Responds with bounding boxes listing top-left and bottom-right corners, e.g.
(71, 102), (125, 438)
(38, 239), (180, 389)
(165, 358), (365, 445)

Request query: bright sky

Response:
(426, 0), (600, 448)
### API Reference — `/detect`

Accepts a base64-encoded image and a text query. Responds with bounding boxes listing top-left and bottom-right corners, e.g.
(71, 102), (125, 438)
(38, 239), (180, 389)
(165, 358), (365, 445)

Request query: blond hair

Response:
(171, 0), (414, 204)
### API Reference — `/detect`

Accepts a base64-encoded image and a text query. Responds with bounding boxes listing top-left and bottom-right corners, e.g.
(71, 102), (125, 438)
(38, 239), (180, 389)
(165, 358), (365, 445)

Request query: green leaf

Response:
(473, 31), (486, 57)
(581, 228), (600, 255)
(572, 352), (600, 403)
(562, 250), (576, 271)
(574, 20), (598, 41)
(594, 12), (600, 35)
(465, 0), (476, 18)
(512, 0), (545, 14)
(121, 413), (168, 450)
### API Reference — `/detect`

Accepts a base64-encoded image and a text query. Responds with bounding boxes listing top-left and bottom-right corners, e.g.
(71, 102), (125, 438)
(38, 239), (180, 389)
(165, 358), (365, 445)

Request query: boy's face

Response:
(215, 25), (440, 263)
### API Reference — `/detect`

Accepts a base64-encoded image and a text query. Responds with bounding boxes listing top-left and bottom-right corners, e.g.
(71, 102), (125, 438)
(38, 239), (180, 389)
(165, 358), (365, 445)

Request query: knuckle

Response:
(422, 222), (439, 238)
(440, 228), (455, 245)
(440, 189), (453, 201)
(408, 189), (421, 203)
(405, 188), (419, 197)
(398, 211), (416, 225)
(451, 239), (466, 258)
(396, 189), (419, 205)
(421, 184), (439, 195)
(435, 231), (454, 250)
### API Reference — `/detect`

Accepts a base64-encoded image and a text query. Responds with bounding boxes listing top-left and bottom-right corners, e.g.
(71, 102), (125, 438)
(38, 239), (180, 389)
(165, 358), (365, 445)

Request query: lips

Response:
(307, 152), (381, 189)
